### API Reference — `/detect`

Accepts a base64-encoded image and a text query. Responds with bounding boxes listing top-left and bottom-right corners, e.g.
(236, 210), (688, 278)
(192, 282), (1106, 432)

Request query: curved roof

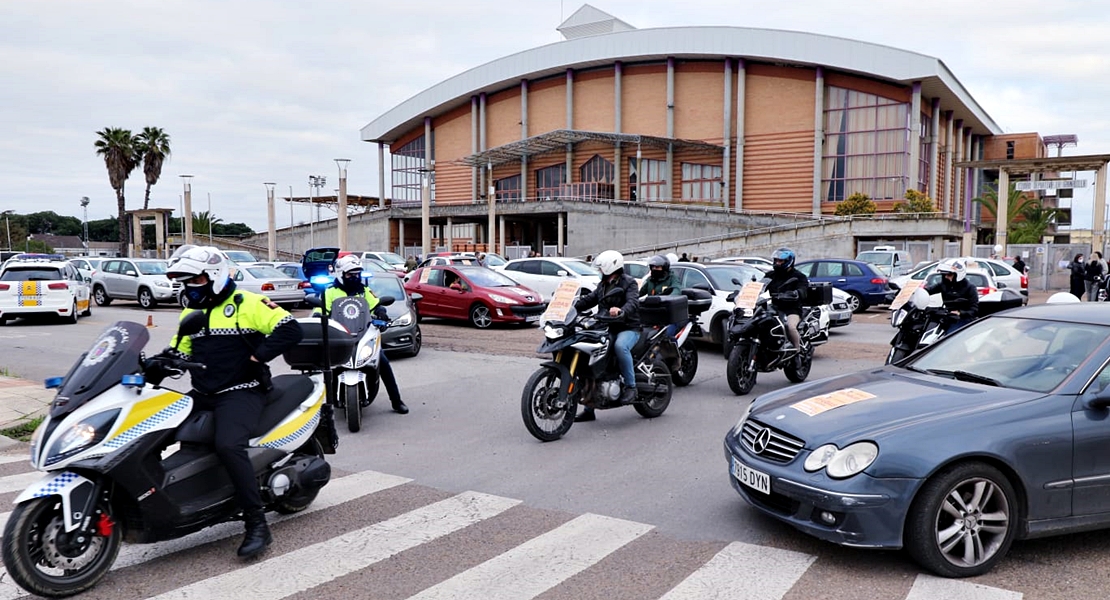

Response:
(360, 26), (1002, 144)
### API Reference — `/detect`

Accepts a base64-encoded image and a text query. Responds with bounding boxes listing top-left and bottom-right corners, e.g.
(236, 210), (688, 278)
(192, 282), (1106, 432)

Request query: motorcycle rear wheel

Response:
(2, 496), (121, 598)
(275, 439), (326, 514)
(784, 343), (813, 383)
(726, 344), (757, 395)
(521, 366), (575, 442)
(673, 341), (698, 387)
(344, 384), (362, 433)
(634, 361), (672, 418)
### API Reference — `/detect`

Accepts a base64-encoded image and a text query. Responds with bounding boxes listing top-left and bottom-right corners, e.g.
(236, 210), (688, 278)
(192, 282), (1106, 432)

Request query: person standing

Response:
(1012, 255), (1026, 275)
(1086, 252), (1105, 302)
(1069, 253), (1087, 300)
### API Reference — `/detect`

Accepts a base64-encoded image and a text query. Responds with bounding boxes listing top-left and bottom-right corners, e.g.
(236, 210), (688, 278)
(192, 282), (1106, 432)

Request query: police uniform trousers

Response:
(193, 387), (265, 511)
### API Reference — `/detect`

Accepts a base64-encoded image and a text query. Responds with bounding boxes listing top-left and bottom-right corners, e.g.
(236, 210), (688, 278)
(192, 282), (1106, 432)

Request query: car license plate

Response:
(20, 298), (41, 307)
(525, 314), (539, 322)
(731, 457), (771, 495)
(278, 284), (294, 290)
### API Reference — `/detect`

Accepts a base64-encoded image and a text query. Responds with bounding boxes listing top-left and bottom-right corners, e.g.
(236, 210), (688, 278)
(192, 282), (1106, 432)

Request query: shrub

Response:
(893, 189), (936, 214)
(834, 192), (877, 216)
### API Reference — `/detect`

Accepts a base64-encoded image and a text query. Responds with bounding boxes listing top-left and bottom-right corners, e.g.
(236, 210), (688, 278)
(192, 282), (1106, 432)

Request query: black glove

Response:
(373, 305), (389, 321)
(772, 290), (799, 302)
(253, 361), (273, 393)
(143, 351), (180, 386)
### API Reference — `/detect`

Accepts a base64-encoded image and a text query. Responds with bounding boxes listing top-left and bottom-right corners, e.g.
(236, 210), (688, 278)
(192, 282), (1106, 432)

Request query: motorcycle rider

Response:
(161, 245), (303, 559)
(322, 255), (409, 414)
(766, 247), (808, 351)
(574, 250), (640, 422)
(639, 254), (682, 337)
(924, 258), (978, 333)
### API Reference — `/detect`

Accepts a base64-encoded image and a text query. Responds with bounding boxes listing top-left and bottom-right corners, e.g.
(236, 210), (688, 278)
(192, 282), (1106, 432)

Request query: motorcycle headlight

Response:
(891, 309), (906, 327)
(544, 325), (565, 339)
(393, 311), (412, 326)
(488, 293), (518, 305)
(355, 336), (378, 367)
(803, 442), (878, 478)
(46, 409), (119, 466)
(29, 420), (46, 463)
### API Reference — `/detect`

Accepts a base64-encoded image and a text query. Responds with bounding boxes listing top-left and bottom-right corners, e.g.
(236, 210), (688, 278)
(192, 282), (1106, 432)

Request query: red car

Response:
(404, 265), (546, 328)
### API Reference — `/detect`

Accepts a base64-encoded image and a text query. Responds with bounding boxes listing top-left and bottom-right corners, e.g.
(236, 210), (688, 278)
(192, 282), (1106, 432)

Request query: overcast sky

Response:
(2, 0), (1107, 233)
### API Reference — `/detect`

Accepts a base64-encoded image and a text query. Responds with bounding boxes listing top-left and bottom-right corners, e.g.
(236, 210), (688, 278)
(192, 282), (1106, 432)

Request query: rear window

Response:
(246, 266), (288, 279)
(1, 267), (63, 281)
(137, 261), (168, 275)
(856, 251), (893, 265)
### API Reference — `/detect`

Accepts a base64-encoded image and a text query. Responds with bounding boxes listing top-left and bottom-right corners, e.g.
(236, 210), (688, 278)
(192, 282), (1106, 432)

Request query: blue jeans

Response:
(614, 330), (638, 388)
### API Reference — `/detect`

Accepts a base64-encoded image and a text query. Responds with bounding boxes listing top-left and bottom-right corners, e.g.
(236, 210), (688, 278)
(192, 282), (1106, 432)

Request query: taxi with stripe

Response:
(0, 254), (92, 324)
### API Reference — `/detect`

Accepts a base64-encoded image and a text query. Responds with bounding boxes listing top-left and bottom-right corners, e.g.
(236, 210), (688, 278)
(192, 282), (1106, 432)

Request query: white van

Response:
(856, 246), (913, 278)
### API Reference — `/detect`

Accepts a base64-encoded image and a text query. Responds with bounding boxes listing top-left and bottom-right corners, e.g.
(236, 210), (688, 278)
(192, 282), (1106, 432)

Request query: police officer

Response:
(574, 250), (640, 422)
(924, 258), (978, 333)
(767, 247), (808, 351)
(323, 255), (408, 414)
(163, 246), (303, 559)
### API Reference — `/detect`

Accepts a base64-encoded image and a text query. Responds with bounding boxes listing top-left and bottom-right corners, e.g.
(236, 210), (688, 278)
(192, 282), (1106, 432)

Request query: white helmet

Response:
(166, 246), (231, 294)
(934, 258), (966, 283)
(335, 254), (363, 275)
(666, 252), (679, 266)
(593, 250), (625, 276)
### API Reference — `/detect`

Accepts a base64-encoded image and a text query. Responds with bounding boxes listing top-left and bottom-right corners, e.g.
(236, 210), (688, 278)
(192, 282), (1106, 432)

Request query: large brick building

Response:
(359, 5), (1046, 256)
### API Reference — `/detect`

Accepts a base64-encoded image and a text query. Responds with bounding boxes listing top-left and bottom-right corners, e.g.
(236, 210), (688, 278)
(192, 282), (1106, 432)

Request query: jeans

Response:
(614, 330), (638, 388)
(1086, 280), (1101, 302)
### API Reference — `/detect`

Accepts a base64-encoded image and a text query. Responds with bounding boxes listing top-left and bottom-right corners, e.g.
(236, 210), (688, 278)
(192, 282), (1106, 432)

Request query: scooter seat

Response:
(175, 375), (316, 444)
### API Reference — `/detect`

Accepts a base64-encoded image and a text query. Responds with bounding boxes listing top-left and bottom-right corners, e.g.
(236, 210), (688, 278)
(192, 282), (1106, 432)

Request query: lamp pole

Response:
(264, 183), (277, 261)
(288, 185), (295, 257)
(80, 196), (90, 254)
(308, 175), (326, 247)
(179, 175), (194, 245)
(1, 210), (12, 251)
(335, 158), (350, 249)
(207, 192), (213, 245)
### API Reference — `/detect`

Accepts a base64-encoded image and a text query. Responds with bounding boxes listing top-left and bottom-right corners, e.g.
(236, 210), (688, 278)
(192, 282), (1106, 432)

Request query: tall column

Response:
(665, 57), (675, 201)
(962, 126), (972, 228)
(335, 159), (350, 249)
(131, 214), (141, 258)
(446, 216), (453, 253)
(929, 98), (941, 201)
(952, 120), (963, 221)
(498, 215), (506, 257)
(521, 79), (529, 202)
(557, 212), (565, 256)
(1094, 163), (1108, 254)
(735, 59), (746, 212)
(970, 136), (981, 225)
(479, 93), (487, 198)
(722, 59), (733, 207)
(265, 183), (276, 260)
(908, 82), (921, 194)
(565, 69), (574, 186)
(180, 175), (194, 245)
(398, 220), (405, 255)
(421, 117), (432, 255)
(943, 111), (954, 215)
(812, 66), (825, 216)
(996, 170), (1010, 248)
(614, 61), (622, 199)
(378, 142), (386, 209)
(471, 96), (479, 201)
(487, 163), (496, 254)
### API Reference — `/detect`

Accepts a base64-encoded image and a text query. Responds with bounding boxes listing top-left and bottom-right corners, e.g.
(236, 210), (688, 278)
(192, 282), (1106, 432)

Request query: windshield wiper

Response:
(952, 370), (1002, 387)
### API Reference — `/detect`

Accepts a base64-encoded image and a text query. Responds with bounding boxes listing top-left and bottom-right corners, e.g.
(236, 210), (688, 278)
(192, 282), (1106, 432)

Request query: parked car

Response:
(366, 272), (422, 357)
(0, 255), (91, 324)
(712, 256), (774, 272)
(794, 259), (893, 313)
(91, 258), (181, 309)
(892, 257), (1028, 303)
(231, 264), (310, 307)
(500, 257), (601, 302)
(69, 257), (104, 282)
(252, 261), (308, 283)
(358, 251), (407, 270)
(827, 287), (853, 327)
(623, 260), (650, 283)
(403, 265), (546, 328)
(725, 303), (1110, 577)
(855, 246), (914, 278)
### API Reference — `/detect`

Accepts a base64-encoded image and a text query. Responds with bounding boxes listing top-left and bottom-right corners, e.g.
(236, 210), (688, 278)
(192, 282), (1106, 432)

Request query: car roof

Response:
(2, 258), (70, 269)
(1005, 303), (1110, 326)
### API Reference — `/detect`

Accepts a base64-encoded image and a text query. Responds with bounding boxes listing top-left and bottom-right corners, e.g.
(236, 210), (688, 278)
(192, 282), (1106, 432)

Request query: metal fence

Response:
(1003, 243), (1089, 292)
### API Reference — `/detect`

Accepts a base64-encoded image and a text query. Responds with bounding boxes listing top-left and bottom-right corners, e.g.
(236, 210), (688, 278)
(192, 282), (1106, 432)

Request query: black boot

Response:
(618, 384), (637, 405)
(574, 408), (596, 422)
(391, 398), (409, 414)
(237, 509), (272, 559)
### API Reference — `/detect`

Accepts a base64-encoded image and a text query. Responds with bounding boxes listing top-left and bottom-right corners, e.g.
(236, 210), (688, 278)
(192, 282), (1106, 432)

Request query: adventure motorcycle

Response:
(723, 292), (822, 396)
(1, 311), (353, 598)
(326, 295), (395, 433)
(521, 289), (678, 442)
(641, 288), (712, 387)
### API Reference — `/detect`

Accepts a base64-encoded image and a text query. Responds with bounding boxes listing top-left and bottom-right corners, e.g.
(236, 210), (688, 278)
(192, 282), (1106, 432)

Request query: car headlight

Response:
(46, 409), (119, 466)
(154, 280), (171, 288)
(393, 311), (412, 326)
(488, 293), (518, 305)
(803, 441), (878, 478)
(729, 402), (754, 439)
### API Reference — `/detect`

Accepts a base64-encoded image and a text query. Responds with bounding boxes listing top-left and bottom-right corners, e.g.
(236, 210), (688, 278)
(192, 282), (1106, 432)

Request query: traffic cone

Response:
(146, 315), (155, 328)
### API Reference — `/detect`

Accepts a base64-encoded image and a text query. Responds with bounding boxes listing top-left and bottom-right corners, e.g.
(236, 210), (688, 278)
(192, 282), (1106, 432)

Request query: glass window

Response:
(1, 268), (62, 281)
(103, 260), (120, 274)
(367, 275), (404, 299)
(137, 261), (168, 275)
(629, 157), (667, 201)
(540, 261), (564, 276)
(681, 163), (723, 201)
(822, 86), (911, 202)
(678, 268), (710, 289)
(845, 263), (864, 277)
(456, 267), (519, 287)
(816, 262), (844, 277)
(422, 268), (444, 287)
(535, 165), (566, 200)
(392, 135), (427, 204)
(122, 262), (138, 276)
(495, 175), (521, 201)
(580, 154), (614, 183)
(793, 263), (814, 277)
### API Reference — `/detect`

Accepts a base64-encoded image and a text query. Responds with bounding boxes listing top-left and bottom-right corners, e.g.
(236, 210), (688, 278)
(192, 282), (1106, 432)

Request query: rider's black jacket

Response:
(924, 277), (979, 321)
(575, 272), (640, 332)
(766, 268), (808, 316)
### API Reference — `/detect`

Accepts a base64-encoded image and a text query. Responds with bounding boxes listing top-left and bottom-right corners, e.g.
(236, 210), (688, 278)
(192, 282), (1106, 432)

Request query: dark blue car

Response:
(794, 259), (893, 313)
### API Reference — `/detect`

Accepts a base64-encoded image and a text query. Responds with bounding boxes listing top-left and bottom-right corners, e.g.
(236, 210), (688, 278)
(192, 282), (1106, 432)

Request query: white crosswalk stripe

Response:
(659, 541), (816, 600)
(409, 513), (653, 600)
(0, 470), (46, 494)
(0, 454), (30, 466)
(147, 491), (522, 600)
(906, 574), (1023, 600)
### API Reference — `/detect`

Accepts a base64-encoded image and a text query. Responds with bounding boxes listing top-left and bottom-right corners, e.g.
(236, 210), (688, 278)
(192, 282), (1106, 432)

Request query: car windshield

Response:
(137, 261), (168, 275)
(1, 267), (62, 281)
(705, 265), (764, 290)
(246, 266), (289, 279)
(225, 251), (257, 263)
(456, 266), (519, 287)
(483, 254), (507, 267)
(559, 260), (599, 276)
(361, 260), (389, 273)
(375, 252), (405, 264)
(909, 316), (1110, 392)
(367, 276), (404, 298)
(857, 252), (893, 264)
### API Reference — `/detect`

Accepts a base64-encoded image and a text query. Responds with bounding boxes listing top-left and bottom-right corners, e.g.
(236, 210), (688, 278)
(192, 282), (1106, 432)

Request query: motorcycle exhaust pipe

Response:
(297, 456), (332, 490)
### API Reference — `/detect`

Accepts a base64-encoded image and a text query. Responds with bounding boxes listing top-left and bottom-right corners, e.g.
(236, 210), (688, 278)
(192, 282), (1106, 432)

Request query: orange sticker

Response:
(791, 388), (877, 416)
(889, 280), (923, 311)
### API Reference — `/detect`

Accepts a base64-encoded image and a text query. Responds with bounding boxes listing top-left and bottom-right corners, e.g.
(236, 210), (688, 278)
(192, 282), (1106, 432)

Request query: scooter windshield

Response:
(331, 296), (372, 337)
(50, 321), (150, 418)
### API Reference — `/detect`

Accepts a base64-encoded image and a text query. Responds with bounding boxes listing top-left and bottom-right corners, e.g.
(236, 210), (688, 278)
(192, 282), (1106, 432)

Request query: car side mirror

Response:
(84, 276), (92, 283)
(557, 270), (569, 277)
(1085, 389), (1110, 411)
(410, 292), (423, 303)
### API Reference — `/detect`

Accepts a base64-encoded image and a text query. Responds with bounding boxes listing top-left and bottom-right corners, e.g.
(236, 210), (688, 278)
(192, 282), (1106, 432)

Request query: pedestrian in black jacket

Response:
(1069, 254), (1087, 300)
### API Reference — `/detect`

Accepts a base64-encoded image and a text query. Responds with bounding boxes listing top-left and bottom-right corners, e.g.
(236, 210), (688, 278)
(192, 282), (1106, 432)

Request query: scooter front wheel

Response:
(344, 384), (362, 433)
(2, 496), (122, 598)
(521, 366), (575, 442)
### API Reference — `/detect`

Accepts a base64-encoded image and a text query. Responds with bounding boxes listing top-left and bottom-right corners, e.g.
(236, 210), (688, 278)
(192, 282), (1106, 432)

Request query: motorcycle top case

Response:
(284, 318), (358, 370)
(804, 282), (833, 307)
(641, 294), (689, 326)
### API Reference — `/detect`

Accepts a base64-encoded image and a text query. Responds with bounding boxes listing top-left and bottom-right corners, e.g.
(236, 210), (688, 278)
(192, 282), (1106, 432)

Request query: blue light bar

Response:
(121, 374), (145, 387)
(44, 377), (64, 389)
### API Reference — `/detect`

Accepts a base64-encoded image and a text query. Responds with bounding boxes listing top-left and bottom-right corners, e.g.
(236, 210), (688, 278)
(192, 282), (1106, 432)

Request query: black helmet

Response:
(648, 254), (670, 282)
(772, 248), (796, 274)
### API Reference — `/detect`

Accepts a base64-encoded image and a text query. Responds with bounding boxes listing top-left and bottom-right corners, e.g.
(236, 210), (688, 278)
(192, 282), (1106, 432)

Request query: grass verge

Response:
(0, 416), (44, 442)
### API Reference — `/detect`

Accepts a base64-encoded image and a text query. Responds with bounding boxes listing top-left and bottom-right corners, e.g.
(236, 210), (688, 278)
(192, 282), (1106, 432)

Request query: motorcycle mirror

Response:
(304, 294), (324, 309)
(177, 311), (207, 338)
(378, 295), (396, 307)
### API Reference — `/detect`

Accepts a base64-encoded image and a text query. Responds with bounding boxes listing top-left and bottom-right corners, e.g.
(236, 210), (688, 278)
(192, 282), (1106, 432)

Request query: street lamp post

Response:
(288, 185), (295, 257)
(179, 175), (194, 245)
(1, 210), (12, 251)
(308, 175), (326, 247)
(335, 158), (350, 249)
(264, 183), (277, 261)
(80, 196), (90, 254)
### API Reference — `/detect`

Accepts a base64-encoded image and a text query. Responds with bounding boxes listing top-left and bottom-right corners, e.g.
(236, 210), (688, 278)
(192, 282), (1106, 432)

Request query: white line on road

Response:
(409, 513), (654, 600)
(146, 491), (522, 600)
(659, 541), (816, 600)
(0, 470), (46, 494)
(906, 574), (1023, 600)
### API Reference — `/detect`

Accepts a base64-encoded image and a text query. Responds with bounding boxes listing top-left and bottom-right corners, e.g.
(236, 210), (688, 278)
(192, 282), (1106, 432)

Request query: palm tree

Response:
(192, 211), (222, 237)
(1010, 202), (1066, 244)
(134, 127), (172, 210)
(973, 182), (1037, 233)
(94, 128), (138, 256)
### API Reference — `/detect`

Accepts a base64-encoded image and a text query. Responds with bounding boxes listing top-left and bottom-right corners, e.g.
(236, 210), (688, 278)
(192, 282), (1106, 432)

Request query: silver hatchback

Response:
(91, 258), (181, 309)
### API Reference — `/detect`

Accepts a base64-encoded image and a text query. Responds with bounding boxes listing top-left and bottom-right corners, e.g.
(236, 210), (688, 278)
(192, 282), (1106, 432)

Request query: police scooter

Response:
(327, 294), (395, 433)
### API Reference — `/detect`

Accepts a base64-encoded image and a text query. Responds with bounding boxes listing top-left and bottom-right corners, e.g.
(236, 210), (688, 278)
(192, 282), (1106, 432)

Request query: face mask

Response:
(184, 280), (215, 308)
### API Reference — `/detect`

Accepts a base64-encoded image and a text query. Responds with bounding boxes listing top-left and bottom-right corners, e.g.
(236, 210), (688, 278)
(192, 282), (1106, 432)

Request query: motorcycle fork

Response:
(556, 350), (581, 396)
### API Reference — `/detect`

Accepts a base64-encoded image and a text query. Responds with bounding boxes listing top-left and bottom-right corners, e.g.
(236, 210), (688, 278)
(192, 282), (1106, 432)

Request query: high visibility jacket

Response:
(323, 284), (381, 312)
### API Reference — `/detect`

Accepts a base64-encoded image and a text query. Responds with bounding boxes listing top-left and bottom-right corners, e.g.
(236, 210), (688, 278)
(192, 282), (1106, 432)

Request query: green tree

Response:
(134, 127), (172, 210)
(192, 211), (222, 236)
(892, 189), (936, 214)
(86, 217), (120, 242)
(834, 192), (877, 216)
(25, 212), (82, 236)
(973, 182), (1037, 233)
(25, 239), (53, 253)
(1009, 202), (1066, 244)
(213, 222), (255, 237)
(94, 128), (138, 256)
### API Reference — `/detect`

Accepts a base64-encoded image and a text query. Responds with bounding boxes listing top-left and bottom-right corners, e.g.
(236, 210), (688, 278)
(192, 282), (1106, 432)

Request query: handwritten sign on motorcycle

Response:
(540, 281), (581, 323)
(888, 280), (923, 311)
(791, 387), (877, 416)
(734, 281), (765, 310)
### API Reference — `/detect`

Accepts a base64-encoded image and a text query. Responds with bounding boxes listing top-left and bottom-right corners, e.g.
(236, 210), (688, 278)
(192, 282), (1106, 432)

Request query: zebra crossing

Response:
(0, 460), (1024, 599)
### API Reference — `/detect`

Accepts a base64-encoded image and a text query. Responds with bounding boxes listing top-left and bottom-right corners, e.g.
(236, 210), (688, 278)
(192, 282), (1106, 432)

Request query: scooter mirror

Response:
(378, 295), (396, 307)
(177, 311), (207, 337)
(303, 294), (324, 309)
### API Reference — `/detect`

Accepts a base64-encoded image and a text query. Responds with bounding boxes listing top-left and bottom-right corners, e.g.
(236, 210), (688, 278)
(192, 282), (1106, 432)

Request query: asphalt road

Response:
(0, 301), (1099, 599)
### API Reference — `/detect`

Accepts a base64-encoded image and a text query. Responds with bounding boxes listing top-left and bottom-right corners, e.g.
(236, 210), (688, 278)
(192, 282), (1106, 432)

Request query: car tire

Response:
(846, 291), (868, 313)
(138, 288), (156, 310)
(66, 302), (78, 325)
(404, 325), (422, 357)
(93, 285), (112, 306)
(469, 304), (493, 329)
(904, 461), (1017, 578)
(81, 301), (92, 317)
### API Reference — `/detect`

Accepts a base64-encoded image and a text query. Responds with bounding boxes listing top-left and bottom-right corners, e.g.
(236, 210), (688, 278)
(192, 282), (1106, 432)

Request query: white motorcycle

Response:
(327, 295), (395, 433)
(1, 310), (354, 598)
